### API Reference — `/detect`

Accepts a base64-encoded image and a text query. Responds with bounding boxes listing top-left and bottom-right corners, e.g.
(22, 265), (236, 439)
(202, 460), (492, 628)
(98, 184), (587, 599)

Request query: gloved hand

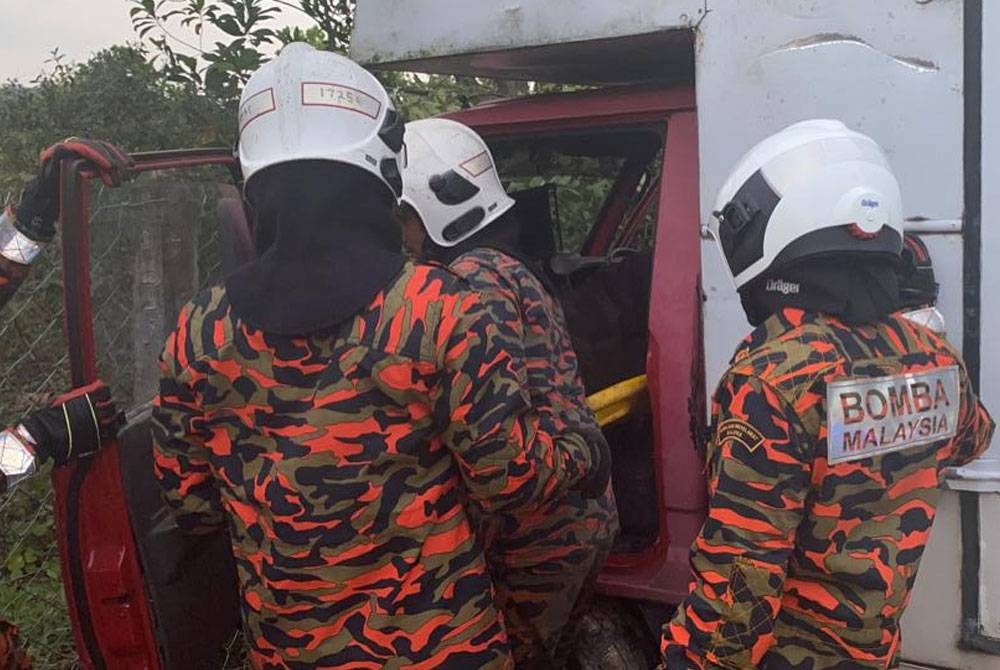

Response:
(19, 380), (123, 466)
(12, 138), (134, 243)
(571, 425), (612, 499)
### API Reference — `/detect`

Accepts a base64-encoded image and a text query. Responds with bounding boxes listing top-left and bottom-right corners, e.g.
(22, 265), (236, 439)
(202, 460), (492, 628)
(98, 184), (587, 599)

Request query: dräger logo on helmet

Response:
(861, 198), (880, 208)
(301, 82), (382, 119)
(826, 366), (959, 464)
(765, 278), (799, 295)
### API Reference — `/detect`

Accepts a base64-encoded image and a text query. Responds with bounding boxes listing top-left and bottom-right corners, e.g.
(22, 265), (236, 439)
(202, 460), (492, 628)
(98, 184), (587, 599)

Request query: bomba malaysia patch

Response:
(826, 366), (959, 464)
(716, 419), (766, 453)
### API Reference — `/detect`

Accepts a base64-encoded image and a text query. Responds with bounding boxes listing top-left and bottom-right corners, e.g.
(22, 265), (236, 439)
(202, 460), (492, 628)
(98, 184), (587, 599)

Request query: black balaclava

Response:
(226, 161), (405, 335)
(424, 208), (557, 293)
(739, 254), (901, 327)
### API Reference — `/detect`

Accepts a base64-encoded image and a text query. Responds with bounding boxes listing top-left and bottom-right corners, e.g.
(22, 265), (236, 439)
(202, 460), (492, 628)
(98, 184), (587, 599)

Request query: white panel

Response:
(701, 238), (747, 396)
(696, 0), (963, 220)
(981, 494), (1000, 638)
(352, 0), (701, 64)
(922, 234), (965, 350)
(900, 491), (964, 667)
(695, 1), (965, 391)
(976, 0), (1000, 642)
(904, 493), (1000, 668)
(976, 0), (1000, 475)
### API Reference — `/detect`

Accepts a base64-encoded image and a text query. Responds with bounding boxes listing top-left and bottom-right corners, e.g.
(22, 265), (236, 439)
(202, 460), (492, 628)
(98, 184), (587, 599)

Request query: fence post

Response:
(131, 183), (199, 403)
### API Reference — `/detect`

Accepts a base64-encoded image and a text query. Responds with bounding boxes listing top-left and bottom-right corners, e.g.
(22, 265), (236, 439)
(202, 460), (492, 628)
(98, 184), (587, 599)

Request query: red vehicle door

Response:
(53, 150), (249, 669)
(448, 85), (708, 605)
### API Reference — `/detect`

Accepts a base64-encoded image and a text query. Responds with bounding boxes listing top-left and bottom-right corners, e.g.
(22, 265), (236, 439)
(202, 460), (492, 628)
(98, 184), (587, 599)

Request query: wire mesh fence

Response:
(0, 168), (244, 668)
(0, 211), (75, 667)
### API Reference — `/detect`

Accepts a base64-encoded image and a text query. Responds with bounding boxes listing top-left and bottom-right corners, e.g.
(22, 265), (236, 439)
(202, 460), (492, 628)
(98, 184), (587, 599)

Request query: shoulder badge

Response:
(716, 419), (765, 454)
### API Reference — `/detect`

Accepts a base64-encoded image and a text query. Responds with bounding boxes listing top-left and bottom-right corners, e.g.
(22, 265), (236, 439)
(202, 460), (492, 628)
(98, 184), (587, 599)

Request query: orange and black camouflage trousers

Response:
(486, 488), (617, 669)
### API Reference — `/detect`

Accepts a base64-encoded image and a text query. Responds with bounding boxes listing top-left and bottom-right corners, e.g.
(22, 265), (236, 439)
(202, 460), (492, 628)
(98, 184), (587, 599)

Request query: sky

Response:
(0, 0), (312, 82)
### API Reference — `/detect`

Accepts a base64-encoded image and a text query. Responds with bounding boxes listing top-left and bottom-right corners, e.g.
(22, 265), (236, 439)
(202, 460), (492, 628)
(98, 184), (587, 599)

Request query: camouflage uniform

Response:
(661, 307), (994, 670)
(450, 248), (619, 667)
(153, 262), (598, 669)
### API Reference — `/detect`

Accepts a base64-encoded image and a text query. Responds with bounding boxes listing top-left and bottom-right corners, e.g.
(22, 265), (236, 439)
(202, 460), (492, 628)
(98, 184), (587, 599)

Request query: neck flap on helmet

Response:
(740, 253), (902, 327)
(226, 161), (405, 335)
(424, 208), (558, 293)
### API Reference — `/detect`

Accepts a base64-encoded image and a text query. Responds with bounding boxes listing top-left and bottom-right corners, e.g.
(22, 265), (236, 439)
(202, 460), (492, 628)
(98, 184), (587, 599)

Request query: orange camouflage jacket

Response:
(152, 262), (597, 669)
(662, 308), (994, 670)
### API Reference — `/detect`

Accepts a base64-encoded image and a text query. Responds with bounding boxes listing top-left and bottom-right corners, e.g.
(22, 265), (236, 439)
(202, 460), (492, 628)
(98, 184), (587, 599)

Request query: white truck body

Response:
(352, 1), (1000, 667)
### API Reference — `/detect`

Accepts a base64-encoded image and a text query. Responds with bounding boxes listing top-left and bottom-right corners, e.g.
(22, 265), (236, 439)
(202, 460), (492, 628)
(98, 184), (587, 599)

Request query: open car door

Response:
(53, 149), (252, 669)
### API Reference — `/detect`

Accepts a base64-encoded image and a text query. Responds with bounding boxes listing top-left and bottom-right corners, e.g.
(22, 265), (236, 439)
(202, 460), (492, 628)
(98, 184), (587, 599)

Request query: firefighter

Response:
(0, 139), (130, 669)
(898, 232), (945, 334)
(151, 43), (610, 670)
(660, 120), (994, 670)
(395, 118), (619, 669)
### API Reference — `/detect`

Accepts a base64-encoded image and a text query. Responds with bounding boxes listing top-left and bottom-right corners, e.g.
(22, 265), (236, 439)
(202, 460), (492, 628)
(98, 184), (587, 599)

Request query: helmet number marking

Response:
(239, 87), (277, 133)
(459, 151), (492, 178)
(301, 82), (382, 120)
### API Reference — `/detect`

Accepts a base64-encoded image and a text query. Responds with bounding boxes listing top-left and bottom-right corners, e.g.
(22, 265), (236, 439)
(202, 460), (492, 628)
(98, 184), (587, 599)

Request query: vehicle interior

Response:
(486, 127), (664, 553)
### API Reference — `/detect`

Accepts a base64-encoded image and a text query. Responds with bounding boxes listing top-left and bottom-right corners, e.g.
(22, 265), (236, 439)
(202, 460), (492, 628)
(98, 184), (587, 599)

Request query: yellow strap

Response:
(61, 403), (73, 459)
(586, 374), (649, 427)
(85, 393), (101, 452)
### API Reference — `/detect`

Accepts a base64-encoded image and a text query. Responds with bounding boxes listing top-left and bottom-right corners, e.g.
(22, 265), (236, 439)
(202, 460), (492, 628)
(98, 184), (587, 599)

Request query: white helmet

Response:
(709, 119), (903, 289)
(237, 42), (404, 198)
(400, 118), (515, 247)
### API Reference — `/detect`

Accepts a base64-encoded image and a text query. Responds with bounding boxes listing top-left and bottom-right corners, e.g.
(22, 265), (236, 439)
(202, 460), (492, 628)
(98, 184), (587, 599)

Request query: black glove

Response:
(571, 425), (612, 499)
(20, 380), (123, 466)
(13, 138), (134, 242)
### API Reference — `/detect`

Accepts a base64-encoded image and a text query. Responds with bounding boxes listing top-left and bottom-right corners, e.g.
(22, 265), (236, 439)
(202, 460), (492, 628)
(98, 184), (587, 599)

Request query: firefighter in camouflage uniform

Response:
(0, 139), (130, 668)
(397, 118), (619, 668)
(660, 120), (994, 669)
(152, 44), (610, 670)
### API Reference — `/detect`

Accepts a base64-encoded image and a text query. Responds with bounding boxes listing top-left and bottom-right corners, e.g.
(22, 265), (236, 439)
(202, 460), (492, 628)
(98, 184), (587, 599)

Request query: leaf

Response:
(215, 14), (244, 36)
